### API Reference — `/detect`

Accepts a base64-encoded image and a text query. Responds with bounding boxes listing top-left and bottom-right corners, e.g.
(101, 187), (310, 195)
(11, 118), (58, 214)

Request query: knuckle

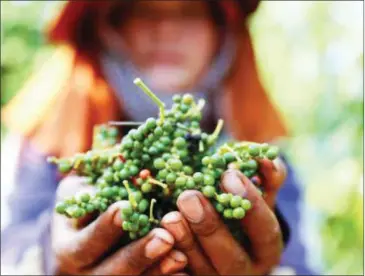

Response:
(260, 223), (282, 246)
(193, 218), (220, 237)
(221, 250), (251, 275)
(123, 247), (149, 271)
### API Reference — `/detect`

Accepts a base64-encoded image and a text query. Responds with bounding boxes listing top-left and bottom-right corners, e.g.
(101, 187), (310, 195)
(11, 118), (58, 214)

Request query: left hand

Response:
(161, 158), (287, 275)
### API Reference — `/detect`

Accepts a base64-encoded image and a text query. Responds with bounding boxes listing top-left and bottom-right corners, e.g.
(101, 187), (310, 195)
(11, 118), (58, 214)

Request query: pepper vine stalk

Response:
(134, 78), (166, 124)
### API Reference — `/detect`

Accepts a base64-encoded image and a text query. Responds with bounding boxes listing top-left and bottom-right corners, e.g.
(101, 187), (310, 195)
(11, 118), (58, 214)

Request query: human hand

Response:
(51, 176), (188, 275)
(161, 158), (287, 275)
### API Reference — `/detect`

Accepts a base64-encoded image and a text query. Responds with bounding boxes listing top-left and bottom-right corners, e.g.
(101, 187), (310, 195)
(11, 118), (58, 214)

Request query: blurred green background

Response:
(1, 1), (363, 275)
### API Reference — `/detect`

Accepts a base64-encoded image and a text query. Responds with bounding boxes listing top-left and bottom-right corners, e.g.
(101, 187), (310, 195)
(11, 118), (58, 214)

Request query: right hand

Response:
(51, 175), (188, 275)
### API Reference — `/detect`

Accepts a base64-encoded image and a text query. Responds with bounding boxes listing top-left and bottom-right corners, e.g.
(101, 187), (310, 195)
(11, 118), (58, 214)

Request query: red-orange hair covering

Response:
(1, 0), (288, 158)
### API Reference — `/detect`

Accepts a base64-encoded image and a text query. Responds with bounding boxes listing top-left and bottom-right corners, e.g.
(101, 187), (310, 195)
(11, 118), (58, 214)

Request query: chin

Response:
(144, 66), (194, 93)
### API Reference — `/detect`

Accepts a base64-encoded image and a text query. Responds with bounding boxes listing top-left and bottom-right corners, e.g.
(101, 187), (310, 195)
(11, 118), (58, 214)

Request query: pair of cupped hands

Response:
(52, 158), (287, 275)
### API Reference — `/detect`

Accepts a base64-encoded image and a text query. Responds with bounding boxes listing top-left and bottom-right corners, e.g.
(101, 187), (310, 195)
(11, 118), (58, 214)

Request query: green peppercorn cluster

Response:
(48, 78), (279, 243)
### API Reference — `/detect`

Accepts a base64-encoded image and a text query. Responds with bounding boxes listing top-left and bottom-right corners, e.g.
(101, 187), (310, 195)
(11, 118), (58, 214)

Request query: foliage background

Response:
(1, 1), (363, 275)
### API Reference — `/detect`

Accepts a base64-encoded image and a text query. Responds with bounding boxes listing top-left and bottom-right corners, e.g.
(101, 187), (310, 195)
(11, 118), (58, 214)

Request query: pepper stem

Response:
(199, 140), (205, 152)
(211, 119), (224, 139)
(149, 178), (168, 189)
(123, 180), (137, 209)
(223, 144), (243, 163)
(177, 123), (191, 132)
(108, 121), (144, 126)
(134, 78), (165, 124)
(149, 198), (159, 223)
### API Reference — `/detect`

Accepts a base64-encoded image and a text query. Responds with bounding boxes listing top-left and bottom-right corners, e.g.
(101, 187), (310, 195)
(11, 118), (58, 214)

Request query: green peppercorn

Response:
(230, 195), (242, 208)
(130, 213), (139, 223)
(101, 187), (113, 198)
(129, 223), (139, 232)
(122, 203), (133, 217)
(175, 176), (187, 187)
(146, 118), (157, 130)
(141, 183), (152, 193)
(261, 143), (269, 153)
(154, 158), (166, 170)
(148, 146), (158, 155)
(248, 144), (260, 157)
(215, 203), (224, 213)
(166, 172), (177, 184)
(154, 127), (164, 137)
(202, 156), (211, 166)
(233, 207), (245, 219)
(119, 168), (130, 179)
(138, 199), (149, 213)
(157, 169), (169, 180)
(86, 204), (95, 213)
(223, 209), (233, 219)
(193, 172), (204, 184)
(241, 199), (252, 210)
(223, 152), (236, 163)
(119, 188), (128, 199)
(266, 146), (279, 160)
(182, 94), (193, 105)
(104, 171), (114, 183)
(55, 202), (67, 214)
(129, 165), (139, 176)
(218, 193), (231, 206)
(122, 139), (133, 150)
(122, 221), (130, 231)
(139, 226), (150, 237)
(129, 232), (137, 240)
(174, 137), (186, 149)
(58, 161), (72, 174)
(179, 104), (190, 113)
(138, 214), (149, 227)
(203, 174), (215, 186)
(80, 193), (90, 203)
(142, 154), (151, 162)
(186, 178), (195, 189)
(168, 159), (183, 171)
(202, 186), (216, 198)
(133, 191), (143, 203)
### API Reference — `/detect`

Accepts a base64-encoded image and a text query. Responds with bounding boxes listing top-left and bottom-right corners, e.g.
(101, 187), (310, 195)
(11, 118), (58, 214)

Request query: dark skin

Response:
(162, 159), (286, 275)
(51, 176), (189, 275)
(51, 158), (286, 275)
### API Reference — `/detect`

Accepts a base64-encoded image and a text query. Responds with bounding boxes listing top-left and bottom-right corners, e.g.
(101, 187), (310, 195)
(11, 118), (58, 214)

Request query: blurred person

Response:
(1, 1), (314, 275)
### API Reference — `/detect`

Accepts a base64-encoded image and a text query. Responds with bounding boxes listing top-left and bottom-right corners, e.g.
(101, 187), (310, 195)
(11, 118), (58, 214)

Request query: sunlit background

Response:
(1, 1), (363, 275)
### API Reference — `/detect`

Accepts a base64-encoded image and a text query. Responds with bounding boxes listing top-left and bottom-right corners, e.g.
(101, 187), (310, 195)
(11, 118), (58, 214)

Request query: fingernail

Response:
(145, 229), (174, 259)
(163, 213), (187, 242)
(222, 170), (247, 197)
(113, 210), (122, 227)
(160, 250), (187, 274)
(177, 193), (204, 223)
(170, 250), (187, 262)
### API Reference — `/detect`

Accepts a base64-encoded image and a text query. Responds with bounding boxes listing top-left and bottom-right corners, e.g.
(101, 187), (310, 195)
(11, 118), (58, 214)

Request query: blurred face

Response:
(111, 1), (220, 92)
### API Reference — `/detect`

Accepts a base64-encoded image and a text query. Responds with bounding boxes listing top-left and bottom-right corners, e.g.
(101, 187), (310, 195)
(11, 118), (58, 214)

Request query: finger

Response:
(161, 212), (217, 275)
(177, 191), (252, 275)
(221, 169), (284, 274)
(87, 228), (174, 275)
(257, 158), (287, 208)
(146, 249), (188, 275)
(53, 201), (127, 270)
